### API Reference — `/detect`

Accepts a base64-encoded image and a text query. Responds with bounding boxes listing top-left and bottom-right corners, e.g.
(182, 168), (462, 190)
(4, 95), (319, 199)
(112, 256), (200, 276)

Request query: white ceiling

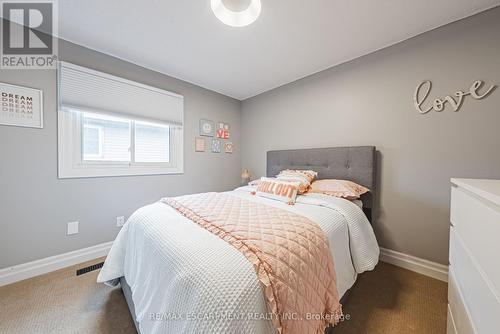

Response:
(59, 0), (500, 100)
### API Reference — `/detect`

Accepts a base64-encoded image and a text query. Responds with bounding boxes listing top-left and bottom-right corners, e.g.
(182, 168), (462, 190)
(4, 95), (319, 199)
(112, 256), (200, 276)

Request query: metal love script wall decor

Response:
(414, 80), (496, 114)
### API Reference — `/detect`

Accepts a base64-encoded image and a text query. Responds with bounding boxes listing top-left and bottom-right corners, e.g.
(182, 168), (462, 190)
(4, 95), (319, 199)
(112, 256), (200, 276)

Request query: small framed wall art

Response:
(211, 139), (222, 153)
(199, 119), (215, 137)
(225, 141), (234, 154)
(216, 122), (230, 139)
(0, 82), (43, 128)
(195, 137), (206, 152)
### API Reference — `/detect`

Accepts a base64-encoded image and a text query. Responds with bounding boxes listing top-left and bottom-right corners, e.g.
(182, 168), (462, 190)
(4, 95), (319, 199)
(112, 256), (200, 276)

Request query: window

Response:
(82, 113), (130, 162)
(83, 124), (104, 160)
(58, 62), (183, 178)
(135, 121), (170, 163)
(80, 112), (170, 164)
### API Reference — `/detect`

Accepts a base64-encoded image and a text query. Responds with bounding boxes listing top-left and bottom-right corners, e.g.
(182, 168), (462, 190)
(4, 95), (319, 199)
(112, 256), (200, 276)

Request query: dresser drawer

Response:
(450, 186), (500, 295)
(447, 304), (457, 334)
(447, 269), (475, 334)
(450, 228), (500, 334)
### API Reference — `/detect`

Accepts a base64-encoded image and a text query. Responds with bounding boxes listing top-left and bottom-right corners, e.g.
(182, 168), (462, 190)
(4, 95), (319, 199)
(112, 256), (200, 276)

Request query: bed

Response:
(98, 146), (379, 334)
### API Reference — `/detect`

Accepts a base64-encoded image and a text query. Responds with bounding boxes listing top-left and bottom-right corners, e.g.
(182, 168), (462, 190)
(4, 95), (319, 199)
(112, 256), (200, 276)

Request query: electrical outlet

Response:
(116, 216), (125, 227)
(67, 221), (79, 235)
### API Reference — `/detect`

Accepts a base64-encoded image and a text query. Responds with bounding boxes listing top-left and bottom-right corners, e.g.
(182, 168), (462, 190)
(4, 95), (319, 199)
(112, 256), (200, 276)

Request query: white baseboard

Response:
(0, 241), (113, 287)
(0, 242), (448, 287)
(379, 247), (448, 282)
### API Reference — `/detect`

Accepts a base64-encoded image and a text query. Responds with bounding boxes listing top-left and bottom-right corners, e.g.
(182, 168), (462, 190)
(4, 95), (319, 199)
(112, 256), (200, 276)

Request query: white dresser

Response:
(448, 179), (500, 334)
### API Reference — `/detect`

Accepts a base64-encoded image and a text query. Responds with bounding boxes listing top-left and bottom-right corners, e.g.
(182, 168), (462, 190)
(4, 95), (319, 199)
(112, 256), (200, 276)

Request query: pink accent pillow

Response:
(255, 177), (300, 205)
(278, 169), (318, 183)
(249, 177), (302, 191)
(309, 179), (369, 199)
(276, 169), (318, 194)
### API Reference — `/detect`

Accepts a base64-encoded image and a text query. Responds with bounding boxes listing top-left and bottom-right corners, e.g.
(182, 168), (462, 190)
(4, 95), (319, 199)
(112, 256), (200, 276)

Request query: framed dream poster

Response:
(0, 82), (43, 128)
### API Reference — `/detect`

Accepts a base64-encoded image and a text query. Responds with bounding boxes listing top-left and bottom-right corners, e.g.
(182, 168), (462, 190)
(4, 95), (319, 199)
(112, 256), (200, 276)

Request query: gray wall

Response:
(241, 7), (500, 265)
(2, 8), (499, 269)
(0, 40), (241, 268)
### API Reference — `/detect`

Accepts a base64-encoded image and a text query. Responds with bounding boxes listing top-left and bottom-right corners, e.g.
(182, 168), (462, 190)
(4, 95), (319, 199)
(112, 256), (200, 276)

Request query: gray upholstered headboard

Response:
(267, 146), (376, 221)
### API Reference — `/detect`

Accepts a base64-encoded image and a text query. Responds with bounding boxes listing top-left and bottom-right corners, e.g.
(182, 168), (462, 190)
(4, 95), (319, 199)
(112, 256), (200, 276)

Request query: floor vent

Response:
(76, 262), (104, 276)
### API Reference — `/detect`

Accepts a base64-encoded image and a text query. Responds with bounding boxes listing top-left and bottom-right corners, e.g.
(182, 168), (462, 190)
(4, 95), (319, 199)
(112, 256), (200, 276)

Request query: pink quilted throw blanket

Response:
(162, 193), (342, 334)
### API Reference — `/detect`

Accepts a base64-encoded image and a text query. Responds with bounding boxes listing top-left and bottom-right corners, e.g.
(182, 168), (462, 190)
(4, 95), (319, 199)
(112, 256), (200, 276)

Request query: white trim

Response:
(0, 241), (113, 287)
(379, 247), (448, 282)
(0, 243), (449, 287)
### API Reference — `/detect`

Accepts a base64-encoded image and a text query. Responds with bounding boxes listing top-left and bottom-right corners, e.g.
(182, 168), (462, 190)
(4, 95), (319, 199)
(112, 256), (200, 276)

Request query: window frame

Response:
(58, 106), (183, 178)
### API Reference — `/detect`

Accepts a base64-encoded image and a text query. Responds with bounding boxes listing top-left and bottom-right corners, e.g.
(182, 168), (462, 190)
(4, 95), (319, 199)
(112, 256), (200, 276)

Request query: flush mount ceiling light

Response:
(211, 0), (262, 27)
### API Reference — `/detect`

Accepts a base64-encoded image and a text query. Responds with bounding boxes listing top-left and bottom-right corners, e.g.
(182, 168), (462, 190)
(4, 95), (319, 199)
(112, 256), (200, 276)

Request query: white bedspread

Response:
(97, 188), (379, 334)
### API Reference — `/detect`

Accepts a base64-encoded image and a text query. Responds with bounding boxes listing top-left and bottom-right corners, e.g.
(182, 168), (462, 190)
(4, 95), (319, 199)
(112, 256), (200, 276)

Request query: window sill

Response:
(58, 165), (184, 179)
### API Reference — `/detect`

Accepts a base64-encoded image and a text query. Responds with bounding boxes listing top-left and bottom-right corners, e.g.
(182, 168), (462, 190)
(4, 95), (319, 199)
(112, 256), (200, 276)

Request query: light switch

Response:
(67, 221), (79, 235)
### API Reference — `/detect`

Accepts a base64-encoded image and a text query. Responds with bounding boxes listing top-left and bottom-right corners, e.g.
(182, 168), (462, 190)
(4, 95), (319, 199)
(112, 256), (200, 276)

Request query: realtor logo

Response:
(1, 0), (58, 69)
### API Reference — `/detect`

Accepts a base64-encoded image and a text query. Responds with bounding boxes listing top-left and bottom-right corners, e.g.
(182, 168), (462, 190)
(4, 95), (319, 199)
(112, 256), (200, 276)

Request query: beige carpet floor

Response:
(0, 260), (447, 334)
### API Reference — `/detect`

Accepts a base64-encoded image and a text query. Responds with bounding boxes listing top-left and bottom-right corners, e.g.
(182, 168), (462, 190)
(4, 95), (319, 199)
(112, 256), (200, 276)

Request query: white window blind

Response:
(59, 62), (183, 125)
